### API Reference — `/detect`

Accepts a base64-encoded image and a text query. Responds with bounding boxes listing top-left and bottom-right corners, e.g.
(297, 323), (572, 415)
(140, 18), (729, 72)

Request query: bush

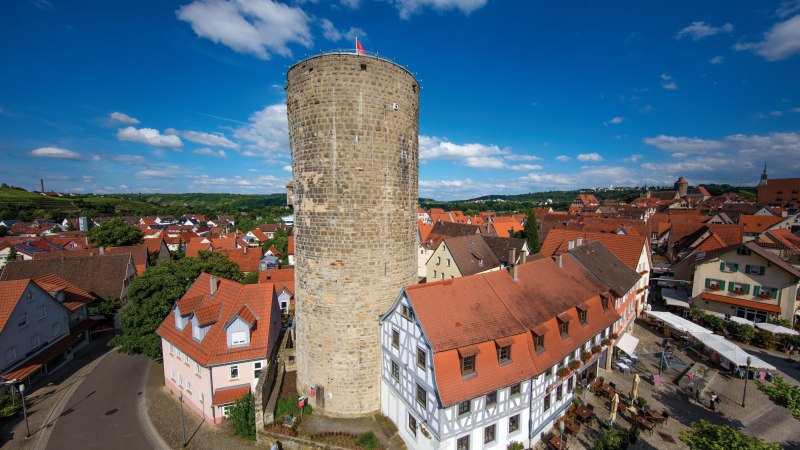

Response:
(701, 315), (724, 332)
(0, 394), (20, 418)
(594, 428), (628, 450)
(507, 441), (525, 450)
(729, 322), (756, 344)
(755, 375), (800, 420)
(680, 419), (780, 449)
(754, 330), (778, 349)
(581, 351), (593, 362)
(356, 431), (380, 449)
(229, 394), (256, 441)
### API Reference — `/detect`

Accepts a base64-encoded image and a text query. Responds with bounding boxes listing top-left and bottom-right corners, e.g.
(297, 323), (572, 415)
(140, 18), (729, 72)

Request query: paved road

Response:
(44, 350), (152, 450)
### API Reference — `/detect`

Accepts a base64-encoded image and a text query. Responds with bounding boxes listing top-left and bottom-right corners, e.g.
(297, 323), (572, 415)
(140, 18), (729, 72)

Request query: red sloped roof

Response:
(287, 236), (294, 255)
(738, 215), (784, 234)
(258, 268), (294, 295)
(33, 274), (98, 311)
(701, 293), (782, 313)
(539, 229), (647, 270)
(212, 385), (250, 405)
(0, 280), (30, 331)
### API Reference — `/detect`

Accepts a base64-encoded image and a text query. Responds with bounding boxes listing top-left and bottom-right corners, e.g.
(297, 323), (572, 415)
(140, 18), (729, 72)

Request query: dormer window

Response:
(231, 331), (247, 345)
(498, 345), (511, 364)
(601, 295), (609, 311)
(577, 306), (588, 325)
(532, 329), (545, 354)
(461, 355), (476, 376)
(559, 321), (569, 337)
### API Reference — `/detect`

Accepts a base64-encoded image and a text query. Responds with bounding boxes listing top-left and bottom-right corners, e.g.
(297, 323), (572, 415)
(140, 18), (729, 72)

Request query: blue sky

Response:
(1, 0), (799, 200)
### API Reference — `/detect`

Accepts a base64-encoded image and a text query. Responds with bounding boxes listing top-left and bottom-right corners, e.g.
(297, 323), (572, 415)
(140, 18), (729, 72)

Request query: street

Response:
(44, 350), (153, 450)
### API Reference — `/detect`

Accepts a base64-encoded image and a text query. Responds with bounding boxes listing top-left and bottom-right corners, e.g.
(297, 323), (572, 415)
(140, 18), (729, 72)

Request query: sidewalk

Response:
(0, 334), (113, 449)
(145, 361), (263, 449)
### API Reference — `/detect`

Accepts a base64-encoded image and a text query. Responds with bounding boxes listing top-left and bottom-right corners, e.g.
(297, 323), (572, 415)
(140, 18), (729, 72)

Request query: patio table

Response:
(574, 405), (593, 422)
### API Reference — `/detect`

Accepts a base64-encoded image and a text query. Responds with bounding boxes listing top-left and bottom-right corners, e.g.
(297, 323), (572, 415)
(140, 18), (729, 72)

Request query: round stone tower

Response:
(674, 176), (689, 197)
(286, 53), (419, 416)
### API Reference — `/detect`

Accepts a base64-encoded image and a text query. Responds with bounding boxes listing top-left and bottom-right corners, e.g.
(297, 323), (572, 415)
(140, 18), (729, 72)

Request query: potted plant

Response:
(710, 285), (721, 291)
(598, 376), (605, 384)
(581, 351), (592, 362)
(759, 292), (772, 299)
(636, 396), (647, 407)
(592, 345), (602, 354)
(569, 360), (581, 370)
(628, 425), (641, 444)
(602, 338), (612, 346)
(611, 332), (619, 340)
(557, 367), (570, 378)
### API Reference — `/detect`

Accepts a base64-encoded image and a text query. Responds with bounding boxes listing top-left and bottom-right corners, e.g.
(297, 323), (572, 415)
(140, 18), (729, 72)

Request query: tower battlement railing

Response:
(288, 49), (418, 80)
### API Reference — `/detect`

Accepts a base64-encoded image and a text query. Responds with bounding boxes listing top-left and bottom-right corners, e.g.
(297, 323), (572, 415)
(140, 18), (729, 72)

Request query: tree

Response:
(262, 229), (291, 264)
(679, 420), (781, 449)
(0, 226), (8, 237)
(171, 238), (185, 260)
(5, 247), (17, 262)
(110, 251), (243, 358)
(229, 394), (256, 441)
(755, 375), (800, 420)
(242, 271), (259, 284)
(522, 208), (541, 253)
(65, 220), (76, 232)
(88, 217), (144, 248)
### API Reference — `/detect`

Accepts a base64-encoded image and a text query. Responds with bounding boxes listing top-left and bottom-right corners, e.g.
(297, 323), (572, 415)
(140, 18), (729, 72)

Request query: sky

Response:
(1, 0), (800, 200)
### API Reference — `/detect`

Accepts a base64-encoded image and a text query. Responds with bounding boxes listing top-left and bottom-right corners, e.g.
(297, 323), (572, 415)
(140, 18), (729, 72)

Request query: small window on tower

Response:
(360, 63), (367, 71)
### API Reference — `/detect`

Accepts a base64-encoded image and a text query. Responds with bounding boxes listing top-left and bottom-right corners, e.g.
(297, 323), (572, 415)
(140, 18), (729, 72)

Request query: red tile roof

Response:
(757, 178), (800, 206)
(287, 236), (294, 255)
(258, 268), (294, 295)
(33, 274), (98, 311)
(738, 215), (784, 234)
(212, 385), (250, 405)
(0, 280), (31, 331)
(490, 217), (522, 238)
(156, 273), (281, 367)
(540, 229), (648, 270)
(404, 257), (619, 406)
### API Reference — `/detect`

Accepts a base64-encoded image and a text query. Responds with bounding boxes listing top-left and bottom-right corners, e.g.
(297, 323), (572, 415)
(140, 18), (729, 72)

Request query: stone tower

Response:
(674, 177), (689, 197)
(759, 162), (768, 186)
(286, 53), (419, 416)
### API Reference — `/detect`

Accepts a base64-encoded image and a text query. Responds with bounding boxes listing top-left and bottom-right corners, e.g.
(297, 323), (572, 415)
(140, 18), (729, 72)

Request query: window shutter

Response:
(705, 278), (711, 288)
(745, 265), (751, 273)
(720, 262), (726, 271)
(760, 266), (766, 275)
(733, 263), (739, 272)
(771, 289), (777, 299)
(720, 281), (726, 291)
(754, 286), (760, 296)
(743, 284), (750, 295)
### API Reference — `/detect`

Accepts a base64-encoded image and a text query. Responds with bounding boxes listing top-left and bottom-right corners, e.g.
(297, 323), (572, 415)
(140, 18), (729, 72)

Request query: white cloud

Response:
(734, 15), (800, 61)
(463, 156), (505, 169)
(624, 154), (643, 163)
(394, 0), (488, 19)
(340, 0), (359, 8)
(176, 0), (313, 60)
(113, 154), (147, 164)
(604, 116), (624, 126)
(508, 164), (543, 171)
(709, 55), (724, 64)
(555, 155), (571, 162)
(660, 74), (678, 90)
(777, 1), (800, 18)
(577, 153), (603, 162)
(320, 18), (365, 42)
(116, 126), (183, 149)
(504, 154), (540, 161)
(770, 110), (784, 117)
(178, 130), (239, 148)
(136, 169), (171, 178)
(29, 147), (81, 160)
(193, 148), (227, 157)
(91, 155), (102, 161)
(419, 135), (506, 160)
(282, 165), (292, 172)
(672, 152), (688, 159)
(82, 176), (94, 182)
(643, 135), (724, 152)
(520, 172), (575, 186)
(676, 21), (733, 40)
(109, 111), (140, 125)
(188, 174), (286, 190)
(234, 103), (289, 157)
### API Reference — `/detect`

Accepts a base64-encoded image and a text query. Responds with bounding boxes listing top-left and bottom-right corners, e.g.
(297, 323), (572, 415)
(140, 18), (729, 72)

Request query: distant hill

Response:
(114, 193), (287, 210)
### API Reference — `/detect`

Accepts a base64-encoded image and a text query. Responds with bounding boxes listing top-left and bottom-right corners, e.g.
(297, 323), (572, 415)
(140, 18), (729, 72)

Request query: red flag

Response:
(356, 37), (366, 55)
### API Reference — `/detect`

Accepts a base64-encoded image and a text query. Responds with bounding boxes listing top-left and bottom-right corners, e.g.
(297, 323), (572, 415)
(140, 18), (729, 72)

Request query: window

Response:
(729, 282), (750, 295)
(705, 278), (724, 290)
(52, 321), (61, 336)
(170, 367), (176, 380)
(756, 286), (777, 299)
(169, 343), (175, 355)
(6, 348), (16, 365)
(186, 379), (192, 392)
(461, 355), (476, 376)
(543, 392), (551, 411)
(254, 362), (262, 379)
(416, 383), (426, 408)
(31, 334), (40, 349)
(221, 405), (232, 418)
(509, 414), (520, 432)
(534, 334), (545, 353)
(568, 376), (574, 393)
(601, 296), (609, 311)
(360, 63), (367, 71)
(192, 323), (201, 340)
(179, 373), (184, 387)
(433, 270), (437, 278)
(230, 365), (239, 379)
(417, 347), (427, 370)
(578, 309), (587, 325)
(486, 390), (497, 407)
(559, 321), (569, 338)
(737, 247), (751, 256)
(183, 352), (189, 364)
(510, 383), (521, 396)
(195, 362), (201, 375)
(457, 435), (470, 450)
(408, 413), (417, 437)
(498, 345), (511, 364)
(392, 329), (400, 349)
(38, 305), (47, 319)
(458, 400), (471, 416)
(720, 262), (739, 272)
(557, 384), (563, 401)
(484, 424), (496, 444)
(447, 258), (451, 267)
(391, 360), (400, 381)
(437, 256), (441, 265)
(231, 331), (247, 345)
(18, 313), (28, 328)
(402, 305), (415, 321)
(746, 265), (766, 275)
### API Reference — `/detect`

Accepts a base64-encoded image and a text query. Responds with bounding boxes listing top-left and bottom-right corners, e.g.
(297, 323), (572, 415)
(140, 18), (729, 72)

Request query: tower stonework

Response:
(286, 53), (419, 416)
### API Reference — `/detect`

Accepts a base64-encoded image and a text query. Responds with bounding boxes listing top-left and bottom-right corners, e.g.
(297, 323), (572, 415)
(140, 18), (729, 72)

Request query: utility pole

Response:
(179, 390), (187, 447)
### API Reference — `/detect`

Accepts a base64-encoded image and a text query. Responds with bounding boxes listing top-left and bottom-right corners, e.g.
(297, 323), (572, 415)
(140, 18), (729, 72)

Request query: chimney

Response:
(554, 253), (563, 268)
(521, 251), (527, 264)
(99, 246), (105, 255)
(209, 275), (218, 296)
(243, 246), (247, 254)
(508, 248), (518, 281)
(40, 178), (44, 193)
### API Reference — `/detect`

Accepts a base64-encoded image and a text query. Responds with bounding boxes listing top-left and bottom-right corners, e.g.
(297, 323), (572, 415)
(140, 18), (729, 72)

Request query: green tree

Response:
(263, 229), (291, 264)
(171, 238), (185, 260)
(522, 208), (541, 253)
(88, 217), (144, 248)
(0, 225), (8, 237)
(755, 375), (800, 420)
(242, 271), (260, 284)
(65, 220), (76, 232)
(679, 420), (781, 449)
(5, 246), (17, 262)
(229, 394), (256, 441)
(111, 251), (243, 358)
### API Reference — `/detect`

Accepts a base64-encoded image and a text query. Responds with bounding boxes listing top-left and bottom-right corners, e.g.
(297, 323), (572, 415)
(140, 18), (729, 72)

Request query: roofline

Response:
(287, 51), (417, 82)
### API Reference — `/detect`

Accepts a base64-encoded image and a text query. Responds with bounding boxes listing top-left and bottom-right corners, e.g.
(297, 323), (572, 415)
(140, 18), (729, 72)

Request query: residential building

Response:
(380, 257), (620, 449)
(156, 273), (282, 424)
(425, 235), (501, 282)
(689, 242), (800, 323)
(756, 177), (800, 207)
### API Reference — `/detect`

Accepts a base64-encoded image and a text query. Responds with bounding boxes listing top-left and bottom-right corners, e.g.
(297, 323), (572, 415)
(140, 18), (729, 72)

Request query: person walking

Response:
(709, 392), (718, 411)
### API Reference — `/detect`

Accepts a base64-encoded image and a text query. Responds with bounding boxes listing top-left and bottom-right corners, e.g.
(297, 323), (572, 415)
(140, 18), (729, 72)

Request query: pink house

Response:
(156, 273), (281, 424)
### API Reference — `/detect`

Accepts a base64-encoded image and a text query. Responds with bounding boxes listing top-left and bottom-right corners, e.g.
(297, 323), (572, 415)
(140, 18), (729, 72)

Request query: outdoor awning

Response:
(701, 293), (782, 314)
(664, 298), (690, 308)
(616, 333), (639, 357)
(755, 322), (800, 336)
(662, 288), (690, 308)
(694, 332), (775, 370)
(645, 311), (712, 334)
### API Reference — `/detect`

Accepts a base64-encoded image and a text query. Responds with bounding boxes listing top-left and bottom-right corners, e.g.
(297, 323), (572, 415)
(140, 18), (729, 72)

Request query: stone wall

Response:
(287, 53), (419, 417)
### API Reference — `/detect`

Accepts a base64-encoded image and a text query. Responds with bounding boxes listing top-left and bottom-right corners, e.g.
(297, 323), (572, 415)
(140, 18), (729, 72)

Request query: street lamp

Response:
(558, 420), (565, 450)
(742, 356), (752, 407)
(179, 390), (187, 447)
(19, 383), (30, 438)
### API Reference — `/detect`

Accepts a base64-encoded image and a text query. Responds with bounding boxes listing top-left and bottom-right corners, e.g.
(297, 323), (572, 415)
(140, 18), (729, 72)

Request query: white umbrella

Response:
(610, 393), (619, 423)
(631, 374), (640, 401)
